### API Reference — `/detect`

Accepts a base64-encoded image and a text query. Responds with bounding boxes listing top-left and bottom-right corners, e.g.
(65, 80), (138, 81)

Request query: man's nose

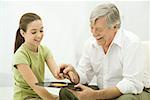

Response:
(93, 31), (99, 37)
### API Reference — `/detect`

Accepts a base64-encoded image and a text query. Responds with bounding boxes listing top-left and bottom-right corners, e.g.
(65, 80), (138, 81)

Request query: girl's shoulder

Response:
(14, 44), (28, 56)
(39, 44), (51, 53)
(39, 44), (53, 59)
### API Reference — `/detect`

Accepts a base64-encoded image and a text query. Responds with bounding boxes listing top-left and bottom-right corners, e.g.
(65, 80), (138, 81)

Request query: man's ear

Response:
(114, 26), (116, 29)
(113, 23), (119, 29)
(113, 24), (117, 29)
(20, 29), (25, 37)
(90, 26), (93, 32)
(90, 23), (94, 33)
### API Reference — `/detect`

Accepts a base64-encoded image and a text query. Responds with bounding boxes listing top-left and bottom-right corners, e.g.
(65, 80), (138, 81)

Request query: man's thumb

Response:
(75, 83), (87, 90)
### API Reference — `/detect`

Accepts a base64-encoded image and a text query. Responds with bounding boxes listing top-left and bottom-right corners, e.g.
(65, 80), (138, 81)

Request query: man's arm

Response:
(116, 42), (144, 94)
(93, 86), (122, 99)
(69, 84), (122, 100)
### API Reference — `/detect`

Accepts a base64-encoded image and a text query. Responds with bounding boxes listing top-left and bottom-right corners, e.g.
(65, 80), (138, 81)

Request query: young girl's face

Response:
(23, 20), (44, 47)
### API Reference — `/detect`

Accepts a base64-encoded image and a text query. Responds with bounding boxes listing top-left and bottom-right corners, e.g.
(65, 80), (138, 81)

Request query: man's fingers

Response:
(75, 84), (87, 90)
(68, 71), (76, 83)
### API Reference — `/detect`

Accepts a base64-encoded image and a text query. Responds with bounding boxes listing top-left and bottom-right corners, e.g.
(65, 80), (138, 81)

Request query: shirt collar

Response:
(112, 28), (124, 48)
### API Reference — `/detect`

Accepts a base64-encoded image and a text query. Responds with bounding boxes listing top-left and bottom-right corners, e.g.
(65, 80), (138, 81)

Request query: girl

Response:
(13, 12), (61, 100)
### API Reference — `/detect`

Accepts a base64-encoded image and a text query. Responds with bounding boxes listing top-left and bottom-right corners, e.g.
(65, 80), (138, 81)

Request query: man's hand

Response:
(68, 84), (96, 100)
(69, 84), (122, 100)
(59, 64), (80, 84)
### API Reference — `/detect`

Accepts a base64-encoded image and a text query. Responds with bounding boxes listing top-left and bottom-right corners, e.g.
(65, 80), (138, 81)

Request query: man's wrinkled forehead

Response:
(91, 17), (107, 27)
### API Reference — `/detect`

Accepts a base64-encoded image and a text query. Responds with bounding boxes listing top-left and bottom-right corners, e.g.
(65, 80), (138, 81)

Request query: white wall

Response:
(0, 1), (149, 86)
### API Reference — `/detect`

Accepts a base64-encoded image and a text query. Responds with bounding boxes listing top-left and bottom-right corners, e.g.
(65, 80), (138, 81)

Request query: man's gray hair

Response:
(90, 3), (121, 29)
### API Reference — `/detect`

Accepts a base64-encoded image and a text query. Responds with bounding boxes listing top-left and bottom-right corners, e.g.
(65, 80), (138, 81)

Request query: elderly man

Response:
(59, 3), (150, 100)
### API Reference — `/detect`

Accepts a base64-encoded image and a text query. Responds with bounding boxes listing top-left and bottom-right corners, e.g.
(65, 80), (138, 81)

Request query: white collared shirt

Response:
(76, 28), (147, 94)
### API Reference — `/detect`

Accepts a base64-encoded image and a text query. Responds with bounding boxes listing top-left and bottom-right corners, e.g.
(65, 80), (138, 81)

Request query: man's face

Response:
(91, 17), (116, 46)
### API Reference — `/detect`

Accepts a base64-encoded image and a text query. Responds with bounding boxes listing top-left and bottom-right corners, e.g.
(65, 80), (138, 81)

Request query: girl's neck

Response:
(24, 43), (38, 52)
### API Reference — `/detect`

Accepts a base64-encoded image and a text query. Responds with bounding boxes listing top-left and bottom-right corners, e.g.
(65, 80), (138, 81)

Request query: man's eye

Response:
(31, 32), (36, 34)
(96, 28), (103, 33)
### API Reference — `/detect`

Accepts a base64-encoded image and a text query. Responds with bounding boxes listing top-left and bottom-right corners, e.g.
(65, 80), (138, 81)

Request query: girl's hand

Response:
(54, 67), (65, 80)
(59, 64), (80, 84)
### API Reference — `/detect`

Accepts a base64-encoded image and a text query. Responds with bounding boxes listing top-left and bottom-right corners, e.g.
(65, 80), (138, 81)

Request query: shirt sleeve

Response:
(76, 40), (94, 84)
(13, 50), (30, 67)
(116, 41), (144, 94)
(43, 45), (53, 60)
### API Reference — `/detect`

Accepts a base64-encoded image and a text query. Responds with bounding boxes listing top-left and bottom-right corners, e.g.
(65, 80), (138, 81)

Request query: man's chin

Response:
(97, 40), (105, 46)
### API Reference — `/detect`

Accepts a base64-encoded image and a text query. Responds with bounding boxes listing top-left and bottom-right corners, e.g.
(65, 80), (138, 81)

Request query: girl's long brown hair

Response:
(14, 13), (41, 53)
